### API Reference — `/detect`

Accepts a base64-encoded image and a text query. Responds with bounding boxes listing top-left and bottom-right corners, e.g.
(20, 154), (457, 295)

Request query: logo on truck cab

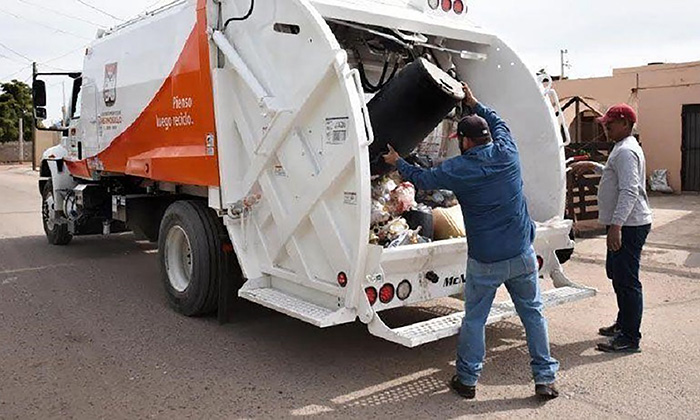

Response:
(103, 62), (118, 107)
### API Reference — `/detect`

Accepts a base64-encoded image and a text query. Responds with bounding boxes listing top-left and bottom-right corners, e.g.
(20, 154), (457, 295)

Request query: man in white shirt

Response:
(571, 104), (653, 353)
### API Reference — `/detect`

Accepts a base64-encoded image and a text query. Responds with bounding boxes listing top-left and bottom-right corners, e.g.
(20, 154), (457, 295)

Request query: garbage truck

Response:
(32, 0), (594, 347)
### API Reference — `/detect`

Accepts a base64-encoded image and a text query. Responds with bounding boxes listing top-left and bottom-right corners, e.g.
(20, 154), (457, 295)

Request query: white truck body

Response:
(35, 0), (594, 347)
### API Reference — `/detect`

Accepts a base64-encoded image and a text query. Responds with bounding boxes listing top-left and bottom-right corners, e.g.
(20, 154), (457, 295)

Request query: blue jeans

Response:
(606, 224), (651, 345)
(456, 247), (559, 386)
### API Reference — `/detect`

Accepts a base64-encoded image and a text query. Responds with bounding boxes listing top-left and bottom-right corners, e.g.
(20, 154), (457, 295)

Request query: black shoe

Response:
(596, 337), (641, 353)
(535, 383), (559, 400)
(449, 375), (476, 399)
(598, 323), (621, 337)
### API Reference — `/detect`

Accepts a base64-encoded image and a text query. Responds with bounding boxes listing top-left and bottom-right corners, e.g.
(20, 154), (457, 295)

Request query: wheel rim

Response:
(42, 192), (56, 231)
(164, 225), (193, 292)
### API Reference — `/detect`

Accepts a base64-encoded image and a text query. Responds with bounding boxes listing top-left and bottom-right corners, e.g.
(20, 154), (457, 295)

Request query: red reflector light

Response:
(537, 255), (544, 270)
(379, 283), (395, 304)
(453, 0), (465, 14)
(337, 271), (347, 287)
(365, 287), (377, 305)
(441, 0), (452, 12)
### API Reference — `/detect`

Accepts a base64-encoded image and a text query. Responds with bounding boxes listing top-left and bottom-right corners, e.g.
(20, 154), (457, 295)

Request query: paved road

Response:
(1, 165), (699, 419)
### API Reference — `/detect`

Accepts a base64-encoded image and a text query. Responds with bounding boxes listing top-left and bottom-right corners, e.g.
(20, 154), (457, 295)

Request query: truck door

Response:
(76, 79), (98, 159)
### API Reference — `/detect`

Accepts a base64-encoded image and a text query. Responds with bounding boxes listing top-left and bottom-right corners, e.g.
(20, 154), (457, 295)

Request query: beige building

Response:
(554, 61), (700, 193)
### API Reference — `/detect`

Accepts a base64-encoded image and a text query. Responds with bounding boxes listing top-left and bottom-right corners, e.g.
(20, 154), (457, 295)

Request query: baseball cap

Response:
(450, 114), (491, 140)
(597, 104), (637, 124)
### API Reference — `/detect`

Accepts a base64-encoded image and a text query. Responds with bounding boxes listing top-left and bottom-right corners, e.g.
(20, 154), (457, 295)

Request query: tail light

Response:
(379, 283), (395, 304)
(453, 0), (465, 14)
(365, 287), (377, 305)
(337, 271), (347, 287)
(441, 0), (452, 12)
(397, 280), (412, 301)
(537, 255), (544, 270)
(427, 0), (439, 9)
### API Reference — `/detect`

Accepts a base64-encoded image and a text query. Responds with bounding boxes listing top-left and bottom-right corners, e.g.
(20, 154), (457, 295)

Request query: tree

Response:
(0, 80), (34, 143)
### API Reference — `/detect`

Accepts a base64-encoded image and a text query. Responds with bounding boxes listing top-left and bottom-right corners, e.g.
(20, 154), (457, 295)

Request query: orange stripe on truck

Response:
(69, 2), (220, 187)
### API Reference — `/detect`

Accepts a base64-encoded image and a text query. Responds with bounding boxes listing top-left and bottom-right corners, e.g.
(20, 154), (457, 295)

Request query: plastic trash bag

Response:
(372, 177), (397, 201)
(371, 200), (391, 225)
(403, 204), (434, 239)
(416, 189), (458, 208)
(387, 182), (417, 214)
(387, 227), (430, 248)
(649, 169), (673, 193)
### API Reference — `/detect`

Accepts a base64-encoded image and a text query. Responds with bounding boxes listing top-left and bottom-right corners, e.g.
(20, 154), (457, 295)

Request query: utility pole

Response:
(19, 117), (24, 163)
(560, 49), (570, 79)
(32, 62), (37, 170)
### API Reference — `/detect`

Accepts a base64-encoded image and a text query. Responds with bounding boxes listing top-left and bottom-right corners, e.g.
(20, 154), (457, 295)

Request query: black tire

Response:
(158, 200), (242, 316)
(41, 180), (73, 245)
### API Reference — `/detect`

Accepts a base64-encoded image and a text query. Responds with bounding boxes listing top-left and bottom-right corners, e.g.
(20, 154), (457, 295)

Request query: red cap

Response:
(597, 104), (637, 124)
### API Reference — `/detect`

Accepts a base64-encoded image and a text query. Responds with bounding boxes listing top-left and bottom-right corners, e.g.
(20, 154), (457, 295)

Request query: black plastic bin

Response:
(367, 57), (464, 175)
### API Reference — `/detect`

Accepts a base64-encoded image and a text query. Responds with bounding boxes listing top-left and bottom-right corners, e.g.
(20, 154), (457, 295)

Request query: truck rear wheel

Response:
(158, 200), (241, 316)
(41, 180), (73, 245)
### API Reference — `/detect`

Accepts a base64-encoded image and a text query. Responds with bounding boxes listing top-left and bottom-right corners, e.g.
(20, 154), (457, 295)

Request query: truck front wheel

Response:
(41, 180), (73, 245)
(158, 200), (240, 316)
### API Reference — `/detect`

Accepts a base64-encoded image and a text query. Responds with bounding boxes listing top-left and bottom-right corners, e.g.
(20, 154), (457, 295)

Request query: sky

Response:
(1, 0), (699, 119)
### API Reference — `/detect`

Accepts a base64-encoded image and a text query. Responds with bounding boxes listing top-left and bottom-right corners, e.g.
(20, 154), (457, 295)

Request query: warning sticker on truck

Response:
(343, 191), (357, 205)
(325, 117), (348, 145)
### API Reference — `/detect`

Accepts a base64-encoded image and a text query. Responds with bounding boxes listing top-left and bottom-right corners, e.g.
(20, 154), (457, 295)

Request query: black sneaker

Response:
(535, 383), (559, 400)
(598, 323), (620, 337)
(449, 375), (476, 399)
(596, 337), (641, 353)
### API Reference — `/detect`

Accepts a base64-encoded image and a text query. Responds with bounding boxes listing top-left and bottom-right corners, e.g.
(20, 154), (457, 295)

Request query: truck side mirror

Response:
(33, 79), (47, 107)
(35, 107), (47, 120)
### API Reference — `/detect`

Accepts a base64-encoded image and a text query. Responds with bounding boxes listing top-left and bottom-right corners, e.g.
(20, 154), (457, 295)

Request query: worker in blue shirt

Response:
(383, 82), (559, 400)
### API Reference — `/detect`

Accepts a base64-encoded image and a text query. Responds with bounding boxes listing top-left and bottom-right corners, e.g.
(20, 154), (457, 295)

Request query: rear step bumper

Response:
(239, 287), (356, 327)
(368, 286), (596, 348)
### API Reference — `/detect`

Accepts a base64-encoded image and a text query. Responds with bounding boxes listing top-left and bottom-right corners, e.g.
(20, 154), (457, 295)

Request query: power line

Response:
(42, 45), (86, 66)
(0, 41), (32, 62)
(0, 52), (28, 65)
(0, 63), (32, 82)
(0, 7), (92, 41)
(16, 0), (108, 29)
(74, 0), (125, 21)
(1, 42), (86, 82)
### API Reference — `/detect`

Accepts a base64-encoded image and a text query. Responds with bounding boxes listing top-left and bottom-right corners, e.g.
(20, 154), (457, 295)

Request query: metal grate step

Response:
(239, 287), (336, 327)
(387, 286), (596, 347)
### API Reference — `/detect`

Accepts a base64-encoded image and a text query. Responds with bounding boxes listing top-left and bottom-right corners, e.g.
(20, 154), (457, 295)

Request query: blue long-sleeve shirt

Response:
(397, 103), (535, 263)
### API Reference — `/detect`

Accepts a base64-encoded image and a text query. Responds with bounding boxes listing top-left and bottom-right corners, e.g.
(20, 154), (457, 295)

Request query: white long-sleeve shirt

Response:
(593, 136), (653, 227)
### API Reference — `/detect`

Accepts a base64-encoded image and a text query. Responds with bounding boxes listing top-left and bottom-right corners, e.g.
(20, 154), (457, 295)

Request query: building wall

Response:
(34, 130), (61, 167)
(0, 131), (61, 164)
(0, 141), (33, 163)
(555, 61), (700, 193)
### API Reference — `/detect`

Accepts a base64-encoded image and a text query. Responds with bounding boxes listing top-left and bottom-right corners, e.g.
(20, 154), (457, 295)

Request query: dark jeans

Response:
(606, 224), (651, 344)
